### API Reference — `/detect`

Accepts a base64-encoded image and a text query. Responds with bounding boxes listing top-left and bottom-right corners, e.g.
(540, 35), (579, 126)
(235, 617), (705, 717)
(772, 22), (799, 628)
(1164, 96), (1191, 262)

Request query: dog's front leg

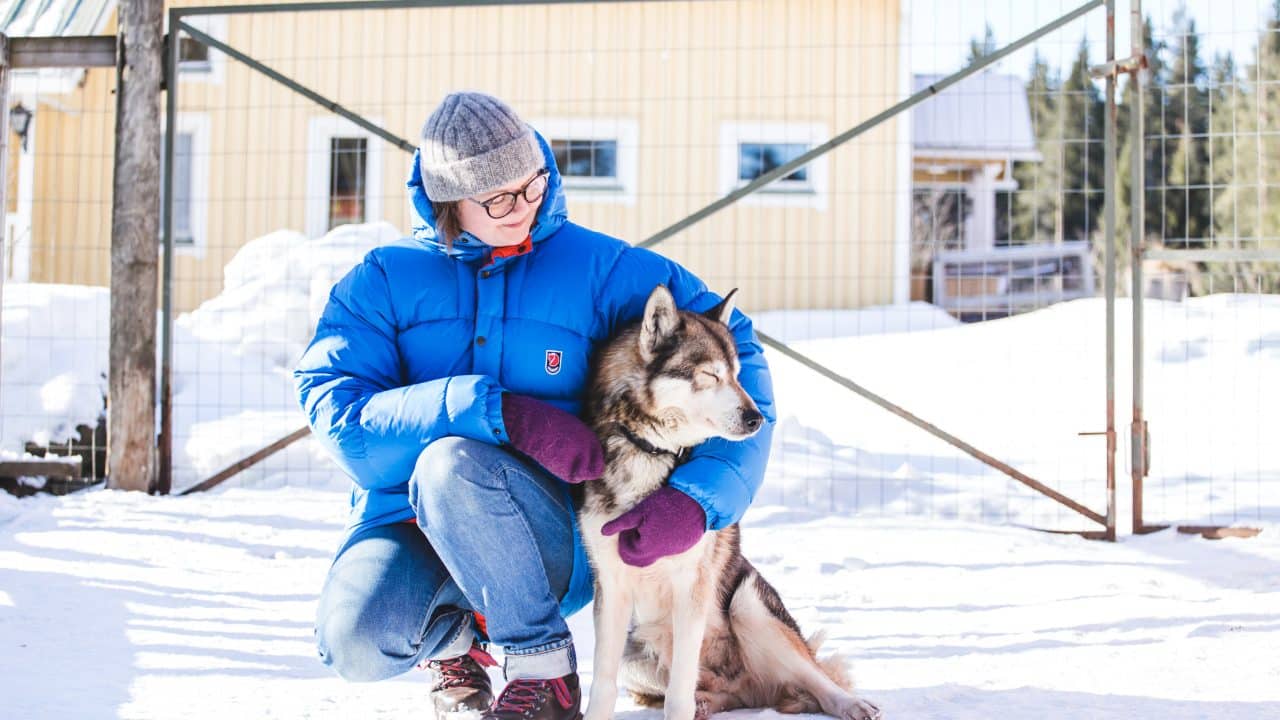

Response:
(664, 569), (711, 720)
(584, 576), (633, 720)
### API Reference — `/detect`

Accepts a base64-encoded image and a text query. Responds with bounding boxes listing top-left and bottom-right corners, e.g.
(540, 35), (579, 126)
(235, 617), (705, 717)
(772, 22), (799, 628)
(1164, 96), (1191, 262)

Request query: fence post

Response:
(1128, 0), (1154, 534)
(107, 0), (163, 492)
(1102, 0), (1119, 541)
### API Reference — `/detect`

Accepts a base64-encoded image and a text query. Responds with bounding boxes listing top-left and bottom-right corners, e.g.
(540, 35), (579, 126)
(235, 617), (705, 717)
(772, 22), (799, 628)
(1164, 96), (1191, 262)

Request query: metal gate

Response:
(150, 0), (1280, 541)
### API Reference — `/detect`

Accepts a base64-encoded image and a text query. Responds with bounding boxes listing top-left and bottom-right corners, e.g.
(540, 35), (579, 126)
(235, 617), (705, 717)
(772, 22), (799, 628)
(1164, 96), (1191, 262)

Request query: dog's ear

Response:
(639, 285), (679, 360)
(703, 289), (738, 326)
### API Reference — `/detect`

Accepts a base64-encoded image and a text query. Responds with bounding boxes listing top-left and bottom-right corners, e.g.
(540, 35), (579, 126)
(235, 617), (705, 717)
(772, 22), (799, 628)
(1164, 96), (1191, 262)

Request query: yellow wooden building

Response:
(4, 0), (911, 313)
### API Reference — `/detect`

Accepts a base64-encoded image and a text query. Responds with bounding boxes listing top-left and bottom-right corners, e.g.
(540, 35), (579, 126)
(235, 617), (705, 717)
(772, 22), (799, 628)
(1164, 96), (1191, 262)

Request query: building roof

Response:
(912, 71), (1040, 160)
(2, 0), (115, 36)
(2, 0), (117, 94)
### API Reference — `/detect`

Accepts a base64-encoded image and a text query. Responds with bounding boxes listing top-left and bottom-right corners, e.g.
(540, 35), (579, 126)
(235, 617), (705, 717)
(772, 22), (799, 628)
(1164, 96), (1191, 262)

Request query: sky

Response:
(908, 0), (1275, 78)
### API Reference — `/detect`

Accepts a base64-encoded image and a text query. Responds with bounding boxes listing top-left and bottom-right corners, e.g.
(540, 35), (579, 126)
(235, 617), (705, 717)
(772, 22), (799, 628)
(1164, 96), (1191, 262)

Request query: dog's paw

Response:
(582, 705), (614, 720)
(836, 696), (882, 720)
(663, 701), (697, 720)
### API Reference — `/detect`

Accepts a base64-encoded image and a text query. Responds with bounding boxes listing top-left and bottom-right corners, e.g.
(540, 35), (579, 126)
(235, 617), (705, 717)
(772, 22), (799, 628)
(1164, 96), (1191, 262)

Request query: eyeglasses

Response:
(470, 169), (550, 219)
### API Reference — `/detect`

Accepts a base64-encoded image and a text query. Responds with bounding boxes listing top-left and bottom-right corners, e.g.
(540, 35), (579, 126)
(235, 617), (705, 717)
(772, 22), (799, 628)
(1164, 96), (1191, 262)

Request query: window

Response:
(527, 117), (638, 204)
(159, 132), (195, 244)
(328, 138), (368, 230)
(306, 117), (383, 239)
(178, 35), (211, 72)
(738, 142), (810, 188)
(551, 139), (618, 185)
(912, 186), (971, 254)
(994, 190), (1014, 247)
(172, 15), (226, 84)
(718, 122), (828, 209)
(158, 114), (209, 255)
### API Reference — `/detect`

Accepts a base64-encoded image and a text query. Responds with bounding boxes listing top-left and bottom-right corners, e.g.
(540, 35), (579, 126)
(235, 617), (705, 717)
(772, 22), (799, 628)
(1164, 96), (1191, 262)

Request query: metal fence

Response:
(1133, 0), (1280, 533)
(1, 0), (1275, 537)
(0, 31), (115, 494)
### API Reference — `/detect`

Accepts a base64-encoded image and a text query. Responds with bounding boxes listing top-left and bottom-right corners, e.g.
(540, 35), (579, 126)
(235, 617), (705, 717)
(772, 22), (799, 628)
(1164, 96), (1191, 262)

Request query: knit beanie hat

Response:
(418, 92), (544, 202)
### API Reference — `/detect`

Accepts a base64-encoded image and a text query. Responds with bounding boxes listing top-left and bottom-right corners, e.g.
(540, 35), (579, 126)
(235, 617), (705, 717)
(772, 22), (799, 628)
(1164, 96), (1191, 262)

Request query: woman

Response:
(296, 92), (775, 720)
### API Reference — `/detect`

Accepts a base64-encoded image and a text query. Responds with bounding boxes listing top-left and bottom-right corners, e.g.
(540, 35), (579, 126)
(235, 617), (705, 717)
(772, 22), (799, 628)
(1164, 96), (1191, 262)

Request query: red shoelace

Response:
(493, 678), (573, 715)
(429, 645), (497, 689)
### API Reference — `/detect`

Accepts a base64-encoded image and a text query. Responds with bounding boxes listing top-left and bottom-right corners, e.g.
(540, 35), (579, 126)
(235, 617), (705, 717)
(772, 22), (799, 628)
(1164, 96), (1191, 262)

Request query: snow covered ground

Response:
(1, 487), (1278, 719)
(2, 222), (1279, 717)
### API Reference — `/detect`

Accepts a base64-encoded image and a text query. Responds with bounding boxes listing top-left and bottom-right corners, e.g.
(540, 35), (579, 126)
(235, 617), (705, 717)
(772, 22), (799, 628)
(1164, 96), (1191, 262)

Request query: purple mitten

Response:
(600, 486), (707, 567)
(501, 393), (605, 484)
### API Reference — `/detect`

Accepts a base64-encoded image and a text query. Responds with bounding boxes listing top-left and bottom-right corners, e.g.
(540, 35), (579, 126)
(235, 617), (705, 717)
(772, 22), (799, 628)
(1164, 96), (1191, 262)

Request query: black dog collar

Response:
(615, 424), (686, 461)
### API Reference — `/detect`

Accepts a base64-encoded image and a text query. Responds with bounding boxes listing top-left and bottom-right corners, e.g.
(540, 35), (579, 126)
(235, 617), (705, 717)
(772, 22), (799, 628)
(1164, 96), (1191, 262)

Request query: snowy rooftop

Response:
(1, 0), (114, 36)
(912, 71), (1040, 159)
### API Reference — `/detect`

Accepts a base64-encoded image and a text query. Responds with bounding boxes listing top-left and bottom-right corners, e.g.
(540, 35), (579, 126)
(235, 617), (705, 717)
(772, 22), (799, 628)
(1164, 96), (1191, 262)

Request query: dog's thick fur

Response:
(578, 286), (880, 720)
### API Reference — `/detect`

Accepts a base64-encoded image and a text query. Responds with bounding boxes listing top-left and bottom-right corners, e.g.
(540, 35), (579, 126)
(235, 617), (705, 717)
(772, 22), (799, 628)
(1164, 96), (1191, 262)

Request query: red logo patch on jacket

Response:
(545, 350), (563, 376)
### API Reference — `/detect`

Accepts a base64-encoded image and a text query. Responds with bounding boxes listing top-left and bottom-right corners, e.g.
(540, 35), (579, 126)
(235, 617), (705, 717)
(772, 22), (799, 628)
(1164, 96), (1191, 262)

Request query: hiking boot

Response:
(484, 673), (582, 720)
(423, 643), (498, 714)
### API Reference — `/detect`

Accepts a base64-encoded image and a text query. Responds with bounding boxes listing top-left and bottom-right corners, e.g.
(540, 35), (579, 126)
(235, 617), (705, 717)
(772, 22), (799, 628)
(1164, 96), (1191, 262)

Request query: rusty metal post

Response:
(158, 7), (182, 495)
(1101, 0), (1119, 540)
(1129, 0), (1156, 534)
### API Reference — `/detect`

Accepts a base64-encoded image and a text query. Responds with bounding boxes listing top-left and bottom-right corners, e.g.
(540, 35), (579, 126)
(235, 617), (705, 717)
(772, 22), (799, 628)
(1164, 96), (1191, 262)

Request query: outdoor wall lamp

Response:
(9, 103), (33, 151)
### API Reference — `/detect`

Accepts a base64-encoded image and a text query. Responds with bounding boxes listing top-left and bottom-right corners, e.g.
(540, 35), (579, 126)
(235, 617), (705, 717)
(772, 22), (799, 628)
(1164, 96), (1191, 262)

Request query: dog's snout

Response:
(741, 408), (764, 433)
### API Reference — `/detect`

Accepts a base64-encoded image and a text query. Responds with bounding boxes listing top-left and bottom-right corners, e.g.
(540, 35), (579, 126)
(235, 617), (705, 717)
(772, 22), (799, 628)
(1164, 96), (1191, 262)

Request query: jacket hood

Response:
(407, 128), (568, 261)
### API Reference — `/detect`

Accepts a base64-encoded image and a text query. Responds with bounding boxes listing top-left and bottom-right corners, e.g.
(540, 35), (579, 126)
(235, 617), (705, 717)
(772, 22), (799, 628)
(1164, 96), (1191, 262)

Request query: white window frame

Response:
(161, 113), (211, 259)
(719, 122), (829, 210)
(528, 117), (638, 206)
(306, 116), (384, 240)
(172, 14), (227, 85)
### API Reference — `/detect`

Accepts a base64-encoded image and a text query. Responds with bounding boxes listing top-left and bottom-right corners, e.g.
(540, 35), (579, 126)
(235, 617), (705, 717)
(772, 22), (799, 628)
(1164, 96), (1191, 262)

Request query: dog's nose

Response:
(741, 408), (763, 433)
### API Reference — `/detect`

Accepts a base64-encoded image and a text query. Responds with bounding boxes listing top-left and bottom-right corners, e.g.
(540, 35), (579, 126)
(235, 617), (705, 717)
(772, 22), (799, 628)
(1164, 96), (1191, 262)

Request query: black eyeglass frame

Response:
(470, 168), (550, 219)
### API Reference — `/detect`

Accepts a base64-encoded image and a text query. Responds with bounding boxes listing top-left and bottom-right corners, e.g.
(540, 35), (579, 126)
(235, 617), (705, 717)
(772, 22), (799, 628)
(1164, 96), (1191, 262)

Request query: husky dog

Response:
(578, 285), (881, 720)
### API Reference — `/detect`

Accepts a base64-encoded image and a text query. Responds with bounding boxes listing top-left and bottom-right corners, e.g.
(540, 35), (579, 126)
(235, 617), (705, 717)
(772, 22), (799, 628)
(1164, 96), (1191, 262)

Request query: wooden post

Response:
(108, 1), (163, 492)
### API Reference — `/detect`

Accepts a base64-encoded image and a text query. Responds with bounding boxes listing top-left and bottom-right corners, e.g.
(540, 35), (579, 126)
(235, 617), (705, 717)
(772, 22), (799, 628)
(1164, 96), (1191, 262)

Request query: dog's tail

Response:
(806, 629), (855, 691)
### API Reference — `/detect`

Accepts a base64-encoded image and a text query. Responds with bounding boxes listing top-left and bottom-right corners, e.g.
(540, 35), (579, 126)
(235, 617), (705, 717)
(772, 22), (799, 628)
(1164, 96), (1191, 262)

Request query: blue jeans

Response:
(315, 437), (577, 681)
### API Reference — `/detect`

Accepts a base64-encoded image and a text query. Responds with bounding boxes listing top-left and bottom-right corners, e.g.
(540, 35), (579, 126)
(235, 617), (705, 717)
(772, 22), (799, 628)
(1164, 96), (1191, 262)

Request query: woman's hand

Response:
(600, 486), (706, 566)
(501, 393), (606, 484)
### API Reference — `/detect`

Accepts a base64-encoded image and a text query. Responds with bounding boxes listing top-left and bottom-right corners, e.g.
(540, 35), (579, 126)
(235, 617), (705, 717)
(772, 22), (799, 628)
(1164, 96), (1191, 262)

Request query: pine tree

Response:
(1011, 51), (1060, 244)
(1117, 17), (1169, 247)
(1203, 0), (1280, 292)
(968, 24), (997, 63)
(1058, 37), (1106, 243)
(1161, 9), (1212, 246)
(1207, 51), (1238, 243)
(1254, 0), (1280, 250)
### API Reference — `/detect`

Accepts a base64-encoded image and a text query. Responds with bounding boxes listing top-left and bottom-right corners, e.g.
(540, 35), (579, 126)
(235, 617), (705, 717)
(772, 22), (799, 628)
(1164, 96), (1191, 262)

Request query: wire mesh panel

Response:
(139, 0), (1122, 533)
(1138, 0), (1280, 529)
(748, 0), (1118, 532)
(0, 30), (116, 494)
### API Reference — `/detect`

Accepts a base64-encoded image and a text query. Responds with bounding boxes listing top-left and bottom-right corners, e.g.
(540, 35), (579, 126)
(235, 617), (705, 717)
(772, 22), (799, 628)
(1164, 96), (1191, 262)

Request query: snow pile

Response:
(752, 301), (961, 342)
(169, 222), (398, 488)
(0, 222), (399, 489)
(0, 283), (109, 455)
(762, 295), (1280, 530)
(179, 222), (400, 368)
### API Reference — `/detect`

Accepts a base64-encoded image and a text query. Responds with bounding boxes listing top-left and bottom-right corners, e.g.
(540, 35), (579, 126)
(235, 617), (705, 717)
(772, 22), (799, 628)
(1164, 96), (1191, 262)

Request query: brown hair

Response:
(432, 201), (463, 250)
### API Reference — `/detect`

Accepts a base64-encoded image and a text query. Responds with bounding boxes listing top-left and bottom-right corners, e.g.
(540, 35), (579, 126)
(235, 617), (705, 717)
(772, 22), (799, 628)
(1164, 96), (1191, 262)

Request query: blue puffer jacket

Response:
(295, 131), (775, 617)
